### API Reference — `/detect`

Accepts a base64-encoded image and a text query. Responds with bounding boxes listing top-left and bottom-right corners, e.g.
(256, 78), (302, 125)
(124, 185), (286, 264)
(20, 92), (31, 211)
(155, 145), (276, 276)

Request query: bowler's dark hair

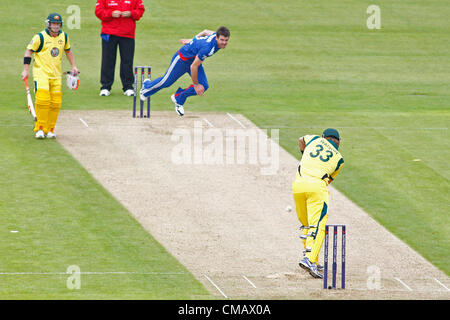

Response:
(216, 26), (230, 38)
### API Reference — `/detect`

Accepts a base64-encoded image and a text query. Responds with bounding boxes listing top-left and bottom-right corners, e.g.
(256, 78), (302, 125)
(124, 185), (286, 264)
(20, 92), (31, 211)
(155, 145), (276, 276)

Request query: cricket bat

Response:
(24, 76), (37, 121)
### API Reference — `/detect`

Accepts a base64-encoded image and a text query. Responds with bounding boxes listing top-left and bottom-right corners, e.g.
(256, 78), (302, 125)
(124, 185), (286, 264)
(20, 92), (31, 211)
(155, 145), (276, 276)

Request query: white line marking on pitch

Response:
(227, 113), (246, 129)
(243, 275), (257, 288)
(394, 277), (413, 291)
(79, 118), (89, 127)
(203, 118), (214, 128)
(204, 275), (228, 298)
(0, 271), (185, 275)
(434, 278), (450, 291)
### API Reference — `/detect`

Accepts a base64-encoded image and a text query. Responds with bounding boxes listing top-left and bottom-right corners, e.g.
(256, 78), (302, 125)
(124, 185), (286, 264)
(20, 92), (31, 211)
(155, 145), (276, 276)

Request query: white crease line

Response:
(204, 275), (228, 298)
(226, 113), (246, 129)
(0, 271), (185, 275)
(79, 118), (89, 128)
(394, 277), (413, 291)
(203, 118), (214, 128)
(434, 278), (450, 291)
(243, 275), (257, 288)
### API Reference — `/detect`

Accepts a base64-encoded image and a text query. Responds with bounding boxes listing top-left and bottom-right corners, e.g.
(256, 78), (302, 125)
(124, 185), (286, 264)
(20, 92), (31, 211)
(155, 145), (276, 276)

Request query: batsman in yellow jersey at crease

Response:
(292, 128), (344, 279)
(21, 13), (79, 139)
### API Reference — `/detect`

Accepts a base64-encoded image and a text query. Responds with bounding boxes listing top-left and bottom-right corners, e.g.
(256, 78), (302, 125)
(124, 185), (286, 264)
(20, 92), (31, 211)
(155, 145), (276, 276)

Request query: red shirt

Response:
(95, 0), (145, 39)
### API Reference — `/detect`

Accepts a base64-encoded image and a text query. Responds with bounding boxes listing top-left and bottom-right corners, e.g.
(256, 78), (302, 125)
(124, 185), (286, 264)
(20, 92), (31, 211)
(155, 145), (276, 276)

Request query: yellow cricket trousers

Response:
(33, 73), (62, 134)
(292, 173), (329, 264)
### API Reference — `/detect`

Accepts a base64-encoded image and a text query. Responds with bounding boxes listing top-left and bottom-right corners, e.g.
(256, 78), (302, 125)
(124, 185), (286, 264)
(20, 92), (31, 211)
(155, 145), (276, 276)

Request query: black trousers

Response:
(100, 35), (135, 91)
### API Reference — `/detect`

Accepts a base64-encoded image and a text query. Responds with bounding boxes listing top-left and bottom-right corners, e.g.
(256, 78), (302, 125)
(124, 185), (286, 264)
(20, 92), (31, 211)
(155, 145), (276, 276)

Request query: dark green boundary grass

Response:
(0, 111), (212, 299)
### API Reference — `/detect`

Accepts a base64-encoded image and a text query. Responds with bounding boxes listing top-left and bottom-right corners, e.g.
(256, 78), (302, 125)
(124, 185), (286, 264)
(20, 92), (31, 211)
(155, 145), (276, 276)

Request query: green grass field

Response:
(0, 0), (448, 298)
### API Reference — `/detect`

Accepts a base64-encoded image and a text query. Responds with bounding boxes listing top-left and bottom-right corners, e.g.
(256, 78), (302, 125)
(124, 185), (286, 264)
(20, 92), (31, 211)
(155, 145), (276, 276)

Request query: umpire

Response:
(95, 0), (145, 96)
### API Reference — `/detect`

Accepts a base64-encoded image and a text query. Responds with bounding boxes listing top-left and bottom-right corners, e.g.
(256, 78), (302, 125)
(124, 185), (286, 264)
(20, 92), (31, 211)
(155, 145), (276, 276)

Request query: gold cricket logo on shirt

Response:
(51, 47), (60, 57)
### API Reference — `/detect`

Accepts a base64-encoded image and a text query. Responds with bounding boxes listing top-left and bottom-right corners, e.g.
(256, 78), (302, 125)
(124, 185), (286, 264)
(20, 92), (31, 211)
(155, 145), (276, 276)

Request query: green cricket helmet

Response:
(322, 128), (340, 141)
(46, 13), (63, 28)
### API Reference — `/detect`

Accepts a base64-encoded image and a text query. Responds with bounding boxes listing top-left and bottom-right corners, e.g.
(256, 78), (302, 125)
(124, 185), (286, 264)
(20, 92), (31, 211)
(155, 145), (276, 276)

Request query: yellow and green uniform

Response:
(292, 135), (344, 264)
(27, 29), (71, 133)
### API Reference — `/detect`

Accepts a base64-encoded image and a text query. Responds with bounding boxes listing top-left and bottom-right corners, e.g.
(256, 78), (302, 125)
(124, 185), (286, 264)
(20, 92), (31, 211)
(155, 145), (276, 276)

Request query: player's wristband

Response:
(24, 57), (32, 65)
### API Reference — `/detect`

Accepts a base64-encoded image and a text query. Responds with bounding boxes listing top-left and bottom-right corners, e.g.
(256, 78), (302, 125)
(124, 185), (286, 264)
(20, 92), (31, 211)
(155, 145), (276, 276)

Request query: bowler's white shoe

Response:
(35, 130), (45, 139)
(171, 94), (184, 116)
(47, 131), (56, 139)
(124, 89), (134, 96)
(139, 88), (148, 101)
(139, 79), (151, 101)
(99, 89), (110, 96)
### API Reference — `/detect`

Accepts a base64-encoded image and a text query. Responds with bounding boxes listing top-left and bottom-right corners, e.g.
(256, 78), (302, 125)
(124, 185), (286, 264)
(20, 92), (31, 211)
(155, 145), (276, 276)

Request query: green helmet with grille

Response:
(46, 13), (63, 28)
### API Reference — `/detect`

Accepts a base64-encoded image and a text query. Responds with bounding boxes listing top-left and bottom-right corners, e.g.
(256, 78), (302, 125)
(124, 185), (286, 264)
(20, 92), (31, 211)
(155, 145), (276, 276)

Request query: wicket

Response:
(133, 66), (151, 118)
(323, 224), (346, 289)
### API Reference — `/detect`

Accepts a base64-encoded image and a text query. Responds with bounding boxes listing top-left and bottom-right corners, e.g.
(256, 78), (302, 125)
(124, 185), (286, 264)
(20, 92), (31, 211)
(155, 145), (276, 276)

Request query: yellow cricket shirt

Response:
(27, 29), (71, 79)
(299, 135), (344, 185)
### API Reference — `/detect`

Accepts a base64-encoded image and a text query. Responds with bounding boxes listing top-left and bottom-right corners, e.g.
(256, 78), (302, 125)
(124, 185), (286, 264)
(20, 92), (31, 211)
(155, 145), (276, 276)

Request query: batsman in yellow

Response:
(21, 13), (79, 139)
(292, 128), (344, 278)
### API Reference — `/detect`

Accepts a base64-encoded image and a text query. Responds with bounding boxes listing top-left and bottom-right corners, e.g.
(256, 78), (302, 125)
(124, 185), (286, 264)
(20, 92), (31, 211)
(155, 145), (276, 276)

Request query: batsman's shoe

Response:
(171, 94), (184, 116)
(46, 131), (56, 139)
(123, 89), (134, 96)
(299, 257), (313, 271)
(35, 130), (45, 139)
(99, 89), (110, 96)
(300, 251), (324, 271)
(308, 263), (323, 279)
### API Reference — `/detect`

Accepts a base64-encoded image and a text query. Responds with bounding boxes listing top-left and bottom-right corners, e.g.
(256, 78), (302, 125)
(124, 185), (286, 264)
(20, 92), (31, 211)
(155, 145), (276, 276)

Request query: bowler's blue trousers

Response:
(141, 52), (209, 105)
